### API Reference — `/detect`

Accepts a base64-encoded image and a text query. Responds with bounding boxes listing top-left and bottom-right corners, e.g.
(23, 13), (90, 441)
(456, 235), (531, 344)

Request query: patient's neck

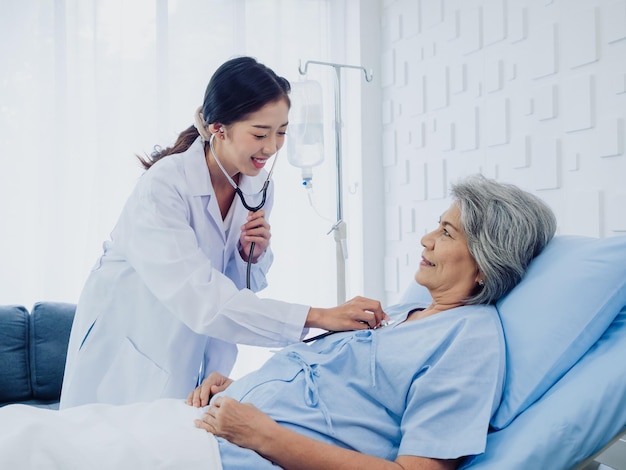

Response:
(406, 301), (465, 321)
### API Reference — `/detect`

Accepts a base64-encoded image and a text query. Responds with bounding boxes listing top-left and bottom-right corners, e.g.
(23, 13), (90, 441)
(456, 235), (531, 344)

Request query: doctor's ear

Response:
(209, 123), (226, 137)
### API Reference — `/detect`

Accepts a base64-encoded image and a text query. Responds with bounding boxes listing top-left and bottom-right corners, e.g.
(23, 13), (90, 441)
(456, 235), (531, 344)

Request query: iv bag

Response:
(287, 80), (324, 169)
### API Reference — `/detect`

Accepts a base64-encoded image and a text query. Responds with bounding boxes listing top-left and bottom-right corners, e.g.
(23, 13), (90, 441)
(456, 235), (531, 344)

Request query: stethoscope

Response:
(302, 318), (396, 343)
(209, 132), (278, 289)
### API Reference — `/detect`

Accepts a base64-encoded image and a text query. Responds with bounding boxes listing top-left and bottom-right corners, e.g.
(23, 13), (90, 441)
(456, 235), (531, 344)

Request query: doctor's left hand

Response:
(239, 210), (271, 263)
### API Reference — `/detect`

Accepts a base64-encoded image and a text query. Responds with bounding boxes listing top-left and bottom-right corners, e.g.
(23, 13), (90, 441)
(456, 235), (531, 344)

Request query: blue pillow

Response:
(0, 305), (31, 403)
(461, 309), (626, 469)
(491, 235), (626, 429)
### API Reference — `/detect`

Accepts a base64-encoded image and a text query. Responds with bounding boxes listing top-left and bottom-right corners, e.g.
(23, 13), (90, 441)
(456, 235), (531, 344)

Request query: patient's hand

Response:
(186, 372), (233, 408)
(195, 396), (277, 450)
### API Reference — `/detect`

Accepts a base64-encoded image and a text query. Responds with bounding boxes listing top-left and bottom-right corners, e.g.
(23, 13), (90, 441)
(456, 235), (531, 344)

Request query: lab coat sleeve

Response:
(225, 180), (274, 292)
(113, 169), (308, 347)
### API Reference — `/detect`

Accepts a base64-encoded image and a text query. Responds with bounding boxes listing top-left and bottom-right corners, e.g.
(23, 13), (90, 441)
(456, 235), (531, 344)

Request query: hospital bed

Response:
(399, 234), (626, 469)
(1, 235), (624, 468)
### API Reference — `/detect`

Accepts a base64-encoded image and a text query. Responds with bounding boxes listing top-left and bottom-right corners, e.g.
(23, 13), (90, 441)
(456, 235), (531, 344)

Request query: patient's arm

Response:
(195, 396), (458, 470)
(186, 372), (233, 407)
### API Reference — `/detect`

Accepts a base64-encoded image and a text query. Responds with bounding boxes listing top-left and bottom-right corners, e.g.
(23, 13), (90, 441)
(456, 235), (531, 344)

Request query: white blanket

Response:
(0, 399), (222, 470)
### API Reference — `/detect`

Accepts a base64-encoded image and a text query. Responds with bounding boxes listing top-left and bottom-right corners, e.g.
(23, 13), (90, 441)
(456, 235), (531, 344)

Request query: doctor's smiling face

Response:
(416, 203), (482, 307)
(209, 98), (289, 179)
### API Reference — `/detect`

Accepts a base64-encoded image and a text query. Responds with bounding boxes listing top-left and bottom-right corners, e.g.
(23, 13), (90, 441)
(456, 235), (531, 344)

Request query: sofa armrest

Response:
(29, 302), (76, 401)
(0, 305), (31, 404)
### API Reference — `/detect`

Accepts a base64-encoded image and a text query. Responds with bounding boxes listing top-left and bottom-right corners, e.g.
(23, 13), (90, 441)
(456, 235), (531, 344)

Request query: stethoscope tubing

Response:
(208, 133), (275, 288)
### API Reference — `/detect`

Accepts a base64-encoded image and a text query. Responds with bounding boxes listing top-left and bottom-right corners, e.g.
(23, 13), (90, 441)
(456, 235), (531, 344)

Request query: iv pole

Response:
(298, 59), (374, 305)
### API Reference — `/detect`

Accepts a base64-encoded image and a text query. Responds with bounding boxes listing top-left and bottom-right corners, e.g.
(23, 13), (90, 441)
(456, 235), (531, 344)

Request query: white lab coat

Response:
(60, 137), (309, 409)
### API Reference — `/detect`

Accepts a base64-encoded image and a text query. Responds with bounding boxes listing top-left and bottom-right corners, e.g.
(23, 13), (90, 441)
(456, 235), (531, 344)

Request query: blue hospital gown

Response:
(217, 301), (505, 468)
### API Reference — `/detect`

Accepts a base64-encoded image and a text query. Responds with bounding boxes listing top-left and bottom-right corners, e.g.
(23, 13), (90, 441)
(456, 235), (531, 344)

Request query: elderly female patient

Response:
(0, 175), (556, 470)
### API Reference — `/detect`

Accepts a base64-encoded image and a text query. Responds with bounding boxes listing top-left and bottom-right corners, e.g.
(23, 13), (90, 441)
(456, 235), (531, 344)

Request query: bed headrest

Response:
(461, 308), (626, 469)
(396, 235), (626, 429)
(491, 235), (626, 428)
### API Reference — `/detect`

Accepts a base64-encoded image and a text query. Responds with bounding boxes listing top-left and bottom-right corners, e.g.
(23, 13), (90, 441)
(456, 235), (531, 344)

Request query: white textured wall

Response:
(380, 0), (626, 305)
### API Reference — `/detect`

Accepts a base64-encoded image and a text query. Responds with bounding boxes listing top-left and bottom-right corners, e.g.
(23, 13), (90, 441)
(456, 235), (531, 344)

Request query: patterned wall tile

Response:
(381, 0), (626, 302)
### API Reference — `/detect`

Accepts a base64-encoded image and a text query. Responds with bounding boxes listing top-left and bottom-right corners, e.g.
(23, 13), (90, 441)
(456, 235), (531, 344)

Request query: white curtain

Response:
(0, 0), (345, 303)
(1, 0), (375, 376)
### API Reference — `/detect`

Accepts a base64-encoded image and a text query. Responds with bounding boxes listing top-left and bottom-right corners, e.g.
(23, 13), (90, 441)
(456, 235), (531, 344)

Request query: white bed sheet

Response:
(0, 399), (222, 470)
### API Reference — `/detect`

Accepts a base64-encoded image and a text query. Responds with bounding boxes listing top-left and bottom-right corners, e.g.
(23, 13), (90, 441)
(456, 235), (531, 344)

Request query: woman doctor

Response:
(59, 56), (386, 409)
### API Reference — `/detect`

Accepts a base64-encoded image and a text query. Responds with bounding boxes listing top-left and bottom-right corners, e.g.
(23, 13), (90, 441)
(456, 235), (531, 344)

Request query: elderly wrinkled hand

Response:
(186, 372), (233, 408)
(194, 396), (278, 449)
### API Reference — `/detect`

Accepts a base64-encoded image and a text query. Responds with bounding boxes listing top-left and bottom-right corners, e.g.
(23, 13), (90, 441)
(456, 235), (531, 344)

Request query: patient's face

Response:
(416, 203), (480, 303)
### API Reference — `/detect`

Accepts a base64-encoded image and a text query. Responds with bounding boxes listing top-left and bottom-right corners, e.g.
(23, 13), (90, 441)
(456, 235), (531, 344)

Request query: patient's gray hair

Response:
(451, 174), (557, 305)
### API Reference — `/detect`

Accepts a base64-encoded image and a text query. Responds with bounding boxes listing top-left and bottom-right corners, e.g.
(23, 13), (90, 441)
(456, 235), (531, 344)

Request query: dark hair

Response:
(137, 56), (291, 169)
(451, 174), (557, 305)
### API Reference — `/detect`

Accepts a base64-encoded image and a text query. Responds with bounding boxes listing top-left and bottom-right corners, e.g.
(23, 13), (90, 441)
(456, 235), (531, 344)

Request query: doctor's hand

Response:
(305, 296), (389, 333)
(239, 210), (271, 263)
(186, 372), (233, 408)
(195, 396), (278, 450)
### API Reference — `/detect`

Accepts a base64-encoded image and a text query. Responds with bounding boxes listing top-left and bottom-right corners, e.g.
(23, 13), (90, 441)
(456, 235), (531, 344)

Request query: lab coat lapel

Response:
(226, 199), (246, 254)
(183, 137), (226, 242)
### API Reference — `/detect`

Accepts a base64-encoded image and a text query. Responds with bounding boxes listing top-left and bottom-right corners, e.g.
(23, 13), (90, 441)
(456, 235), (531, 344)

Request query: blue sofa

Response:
(0, 302), (76, 409)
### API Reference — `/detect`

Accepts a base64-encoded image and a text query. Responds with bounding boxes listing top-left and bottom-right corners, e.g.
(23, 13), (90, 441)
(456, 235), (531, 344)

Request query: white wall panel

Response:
(512, 135), (531, 168)
(607, 192), (626, 232)
(605, 0), (626, 43)
(381, 0), (626, 305)
(406, 75), (426, 116)
(485, 58), (503, 93)
(483, 0), (506, 46)
(409, 158), (427, 200)
(485, 97), (509, 146)
(534, 84), (557, 121)
(421, 0), (444, 29)
(615, 73), (626, 94)
(450, 63), (467, 94)
(435, 116), (454, 151)
(428, 65), (449, 110)
(457, 105), (479, 151)
(382, 128), (397, 167)
(381, 49), (395, 87)
(509, 5), (528, 43)
(562, 7), (598, 69)
(563, 75), (594, 132)
(532, 136), (560, 190)
(401, 0), (421, 38)
(385, 205), (402, 241)
(597, 117), (624, 158)
(426, 159), (447, 199)
(460, 6), (482, 54)
(531, 23), (557, 78)
(402, 205), (416, 233)
(562, 190), (603, 237)
(384, 256), (399, 292)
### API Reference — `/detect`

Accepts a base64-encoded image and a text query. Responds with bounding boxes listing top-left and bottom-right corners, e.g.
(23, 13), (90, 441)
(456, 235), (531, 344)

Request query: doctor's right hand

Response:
(186, 372), (233, 408)
(305, 296), (389, 333)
